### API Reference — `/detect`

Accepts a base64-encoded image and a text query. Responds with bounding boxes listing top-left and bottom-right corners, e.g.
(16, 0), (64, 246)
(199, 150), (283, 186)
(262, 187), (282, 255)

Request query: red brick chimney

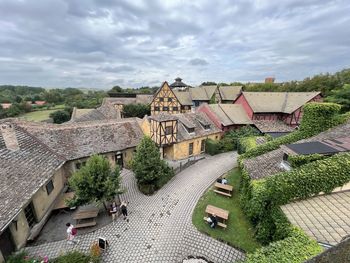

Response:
(1, 123), (19, 151)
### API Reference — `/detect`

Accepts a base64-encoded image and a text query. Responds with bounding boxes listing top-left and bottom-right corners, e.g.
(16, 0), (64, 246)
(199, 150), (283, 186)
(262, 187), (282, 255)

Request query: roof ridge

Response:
(218, 104), (236, 124)
(281, 92), (289, 112)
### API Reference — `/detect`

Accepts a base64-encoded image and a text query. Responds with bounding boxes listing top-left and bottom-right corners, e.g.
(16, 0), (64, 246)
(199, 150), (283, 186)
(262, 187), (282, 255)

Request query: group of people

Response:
(66, 200), (129, 245)
(110, 201), (128, 222)
(216, 177), (228, 184)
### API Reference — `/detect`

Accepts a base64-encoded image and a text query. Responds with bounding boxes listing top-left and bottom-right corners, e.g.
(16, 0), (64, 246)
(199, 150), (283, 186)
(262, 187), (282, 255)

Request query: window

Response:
(189, 142), (194, 156)
(46, 180), (54, 195)
(168, 98), (172, 102)
(201, 140), (205, 152)
(283, 153), (289, 161)
(186, 127), (195, 133)
(75, 163), (81, 170)
(154, 106), (160, 111)
(163, 107), (169, 111)
(159, 97), (164, 102)
(173, 106), (178, 111)
(165, 126), (173, 135)
(24, 202), (37, 228)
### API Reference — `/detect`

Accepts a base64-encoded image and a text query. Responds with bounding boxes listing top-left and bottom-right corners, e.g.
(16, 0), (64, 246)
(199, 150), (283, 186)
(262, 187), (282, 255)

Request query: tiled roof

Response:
(209, 104), (253, 126)
(174, 112), (221, 141)
(190, 86), (217, 101)
(0, 120), (64, 231)
(71, 101), (120, 122)
(243, 119), (350, 180)
(71, 108), (94, 119)
(242, 92), (321, 113)
(253, 120), (295, 133)
(218, 86), (242, 101)
(17, 118), (144, 161)
(281, 190), (350, 246)
(104, 95), (153, 105)
(173, 90), (193, 105)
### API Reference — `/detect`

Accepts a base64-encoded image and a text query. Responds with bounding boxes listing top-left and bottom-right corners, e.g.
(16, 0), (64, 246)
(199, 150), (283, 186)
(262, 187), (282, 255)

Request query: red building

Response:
(234, 92), (322, 126)
(197, 103), (253, 132)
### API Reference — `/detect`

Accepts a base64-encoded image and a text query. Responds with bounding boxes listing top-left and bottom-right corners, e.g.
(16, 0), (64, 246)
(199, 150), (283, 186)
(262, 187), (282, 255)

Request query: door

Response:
(115, 152), (123, 168)
(0, 227), (16, 260)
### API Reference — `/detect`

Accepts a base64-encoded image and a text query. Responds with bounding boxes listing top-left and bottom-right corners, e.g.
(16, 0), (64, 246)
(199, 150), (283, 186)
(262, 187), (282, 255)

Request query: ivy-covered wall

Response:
(240, 153), (350, 244)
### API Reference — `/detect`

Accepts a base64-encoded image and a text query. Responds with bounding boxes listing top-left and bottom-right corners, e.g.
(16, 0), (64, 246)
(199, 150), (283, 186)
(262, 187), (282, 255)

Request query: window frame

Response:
(189, 142), (194, 156)
(45, 180), (54, 195)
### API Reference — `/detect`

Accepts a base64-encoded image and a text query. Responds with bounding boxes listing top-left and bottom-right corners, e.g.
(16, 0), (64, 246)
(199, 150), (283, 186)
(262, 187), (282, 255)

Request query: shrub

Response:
(205, 138), (223, 155)
(237, 136), (258, 154)
(241, 103), (345, 159)
(123, 103), (150, 118)
(51, 251), (100, 263)
(243, 228), (322, 263)
(50, 110), (71, 124)
(6, 251), (49, 263)
(287, 154), (327, 168)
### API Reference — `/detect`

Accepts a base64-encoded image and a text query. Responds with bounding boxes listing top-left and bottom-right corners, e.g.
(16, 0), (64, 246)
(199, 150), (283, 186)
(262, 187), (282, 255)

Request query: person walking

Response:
(110, 201), (118, 222)
(66, 222), (78, 244)
(120, 201), (128, 221)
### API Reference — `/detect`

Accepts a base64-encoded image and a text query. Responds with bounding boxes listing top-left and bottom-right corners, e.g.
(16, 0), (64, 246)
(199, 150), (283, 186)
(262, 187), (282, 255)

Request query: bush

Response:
(287, 154), (327, 168)
(241, 103), (345, 159)
(51, 251), (100, 263)
(237, 136), (258, 154)
(243, 228), (322, 263)
(50, 110), (71, 124)
(241, 153), (350, 244)
(205, 126), (259, 155)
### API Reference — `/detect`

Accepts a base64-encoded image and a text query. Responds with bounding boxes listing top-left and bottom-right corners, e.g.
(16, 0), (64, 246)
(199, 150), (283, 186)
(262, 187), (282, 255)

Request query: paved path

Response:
(26, 152), (245, 262)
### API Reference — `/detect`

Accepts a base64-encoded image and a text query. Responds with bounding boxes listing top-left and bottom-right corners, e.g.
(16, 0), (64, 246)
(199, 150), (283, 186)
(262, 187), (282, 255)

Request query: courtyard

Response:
(25, 152), (245, 263)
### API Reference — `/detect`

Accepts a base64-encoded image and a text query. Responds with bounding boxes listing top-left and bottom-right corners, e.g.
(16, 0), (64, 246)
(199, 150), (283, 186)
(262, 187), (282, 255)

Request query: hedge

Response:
(287, 153), (327, 168)
(241, 103), (345, 159)
(205, 126), (259, 155)
(243, 228), (322, 263)
(240, 153), (350, 244)
(237, 136), (258, 154)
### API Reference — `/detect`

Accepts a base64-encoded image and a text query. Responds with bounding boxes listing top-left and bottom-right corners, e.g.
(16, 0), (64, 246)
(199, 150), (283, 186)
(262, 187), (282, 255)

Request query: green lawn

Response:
(19, 105), (66, 121)
(192, 168), (261, 253)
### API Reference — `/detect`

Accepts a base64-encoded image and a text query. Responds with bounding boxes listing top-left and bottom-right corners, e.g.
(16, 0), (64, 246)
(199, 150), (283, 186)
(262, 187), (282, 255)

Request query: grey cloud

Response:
(0, 0), (349, 88)
(189, 58), (209, 66)
(97, 65), (136, 73)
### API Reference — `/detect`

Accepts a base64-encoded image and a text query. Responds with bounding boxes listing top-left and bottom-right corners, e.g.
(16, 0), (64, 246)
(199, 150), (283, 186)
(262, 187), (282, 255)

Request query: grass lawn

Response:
(20, 104), (66, 121)
(192, 168), (261, 253)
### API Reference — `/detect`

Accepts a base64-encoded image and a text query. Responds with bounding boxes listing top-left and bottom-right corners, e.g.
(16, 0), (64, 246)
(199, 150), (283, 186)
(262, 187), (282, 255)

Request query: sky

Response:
(0, 0), (350, 89)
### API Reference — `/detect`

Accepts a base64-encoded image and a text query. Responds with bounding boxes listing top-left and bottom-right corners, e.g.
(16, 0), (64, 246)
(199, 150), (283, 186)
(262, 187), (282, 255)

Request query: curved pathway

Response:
(26, 152), (245, 262)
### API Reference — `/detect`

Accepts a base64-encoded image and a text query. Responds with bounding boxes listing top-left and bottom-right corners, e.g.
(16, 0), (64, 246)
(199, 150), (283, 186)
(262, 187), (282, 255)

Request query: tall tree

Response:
(68, 155), (122, 208)
(123, 103), (150, 118)
(132, 136), (174, 194)
(326, 84), (350, 112)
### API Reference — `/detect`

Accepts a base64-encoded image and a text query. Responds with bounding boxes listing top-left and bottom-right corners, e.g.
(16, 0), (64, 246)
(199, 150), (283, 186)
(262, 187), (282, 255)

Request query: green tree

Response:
(0, 104), (6, 119)
(201, 81), (217, 86)
(6, 103), (22, 117)
(50, 110), (71, 124)
(68, 155), (122, 208)
(123, 103), (150, 118)
(110, 86), (123, 93)
(326, 84), (350, 112)
(132, 136), (174, 194)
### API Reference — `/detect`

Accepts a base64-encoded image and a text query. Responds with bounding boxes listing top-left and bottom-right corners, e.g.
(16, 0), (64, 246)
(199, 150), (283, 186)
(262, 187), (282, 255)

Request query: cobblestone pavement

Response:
(281, 190), (350, 245)
(26, 152), (245, 262)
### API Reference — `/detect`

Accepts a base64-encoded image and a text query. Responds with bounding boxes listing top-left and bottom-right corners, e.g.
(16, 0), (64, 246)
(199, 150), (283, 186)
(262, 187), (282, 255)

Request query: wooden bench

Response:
(75, 220), (97, 229)
(214, 183), (233, 197)
(203, 217), (227, 229)
(214, 189), (232, 197)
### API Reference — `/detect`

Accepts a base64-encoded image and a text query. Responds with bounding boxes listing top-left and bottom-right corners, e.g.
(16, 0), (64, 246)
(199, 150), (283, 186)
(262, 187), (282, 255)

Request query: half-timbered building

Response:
(141, 112), (221, 160)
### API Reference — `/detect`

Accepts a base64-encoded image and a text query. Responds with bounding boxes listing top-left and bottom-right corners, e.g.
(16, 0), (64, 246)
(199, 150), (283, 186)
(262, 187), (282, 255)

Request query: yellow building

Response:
(141, 112), (222, 160)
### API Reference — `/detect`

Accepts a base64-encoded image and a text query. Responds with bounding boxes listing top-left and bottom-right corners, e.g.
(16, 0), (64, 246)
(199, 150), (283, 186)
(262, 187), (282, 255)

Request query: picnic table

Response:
(53, 192), (75, 210)
(203, 204), (229, 229)
(214, 182), (233, 197)
(73, 207), (99, 229)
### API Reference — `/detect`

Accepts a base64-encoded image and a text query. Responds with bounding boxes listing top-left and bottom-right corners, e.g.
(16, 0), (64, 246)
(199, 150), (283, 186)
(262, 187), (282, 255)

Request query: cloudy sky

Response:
(0, 0), (349, 89)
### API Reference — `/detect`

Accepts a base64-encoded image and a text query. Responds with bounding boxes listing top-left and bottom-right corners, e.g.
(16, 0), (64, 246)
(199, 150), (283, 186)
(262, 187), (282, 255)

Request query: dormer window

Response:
(203, 124), (210, 130)
(186, 127), (195, 133)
